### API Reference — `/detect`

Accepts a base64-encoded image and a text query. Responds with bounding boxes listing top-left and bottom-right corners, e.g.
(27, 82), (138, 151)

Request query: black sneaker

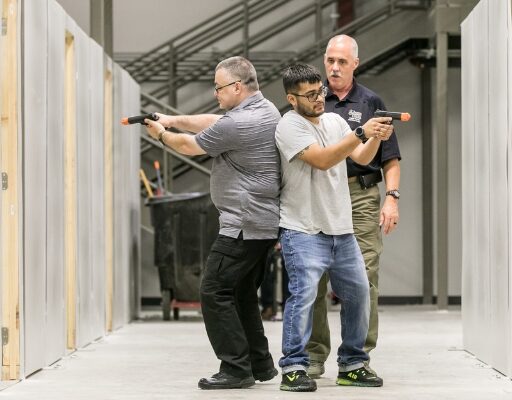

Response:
(253, 367), (278, 382)
(336, 367), (383, 387)
(280, 370), (317, 392)
(198, 371), (255, 390)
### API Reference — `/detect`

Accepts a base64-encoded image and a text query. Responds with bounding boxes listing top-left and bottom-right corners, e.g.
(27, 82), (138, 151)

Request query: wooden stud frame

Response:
(64, 31), (77, 350)
(1, 0), (20, 381)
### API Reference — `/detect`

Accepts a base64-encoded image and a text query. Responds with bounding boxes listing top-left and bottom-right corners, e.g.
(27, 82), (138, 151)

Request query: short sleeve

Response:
(333, 113), (352, 138)
(275, 112), (318, 162)
(195, 115), (239, 157)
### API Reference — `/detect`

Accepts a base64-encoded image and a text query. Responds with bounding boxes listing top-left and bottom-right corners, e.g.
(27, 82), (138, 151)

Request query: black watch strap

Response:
(355, 126), (368, 143)
(385, 189), (400, 199)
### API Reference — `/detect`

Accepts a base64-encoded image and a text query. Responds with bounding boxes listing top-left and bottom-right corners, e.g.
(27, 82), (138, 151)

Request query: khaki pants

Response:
(306, 183), (383, 362)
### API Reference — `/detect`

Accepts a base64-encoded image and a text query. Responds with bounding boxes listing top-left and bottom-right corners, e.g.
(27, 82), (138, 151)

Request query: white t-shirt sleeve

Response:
(332, 113), (353, 138)
(275, 111), (318, 162)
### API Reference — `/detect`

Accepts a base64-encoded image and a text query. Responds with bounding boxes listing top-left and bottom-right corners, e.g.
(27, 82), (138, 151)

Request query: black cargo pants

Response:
(200, 234), (276, 378)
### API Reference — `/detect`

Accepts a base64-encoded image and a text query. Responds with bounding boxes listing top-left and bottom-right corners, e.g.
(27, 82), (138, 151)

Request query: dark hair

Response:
(282, 63), (322, 94)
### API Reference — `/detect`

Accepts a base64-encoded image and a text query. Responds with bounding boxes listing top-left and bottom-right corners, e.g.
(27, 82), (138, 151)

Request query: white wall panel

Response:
(472, 0), (491, 363)
(488, 0), (511, 374)
(22, 0), (48, 377)
(447, 68), (462, 296)
(74, 26), (93, 348)
(462, 0), (512, 378)
(45, 0), (66, 368)
(126, 74), (141, 320)
(112, 63), (126, 330)
(88, 41), (106, 341)
(16, 0), (140, 377)
(112, 64), (141, 328)
(461, 10), (478, 356)
(507, 0), (512, 378)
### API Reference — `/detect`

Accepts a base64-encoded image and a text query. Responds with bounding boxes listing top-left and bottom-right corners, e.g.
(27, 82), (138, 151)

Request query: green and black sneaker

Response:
(280, 370), (317, 392)
(336, 366), (383, 387)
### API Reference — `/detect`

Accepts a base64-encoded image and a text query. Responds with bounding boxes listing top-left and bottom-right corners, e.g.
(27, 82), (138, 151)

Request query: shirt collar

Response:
(325, 78), (359, 103)
(232, 91), (263, 111)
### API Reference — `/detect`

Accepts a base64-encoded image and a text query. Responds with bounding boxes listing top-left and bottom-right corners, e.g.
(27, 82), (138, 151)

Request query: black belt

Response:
(347, 171), (382, 189)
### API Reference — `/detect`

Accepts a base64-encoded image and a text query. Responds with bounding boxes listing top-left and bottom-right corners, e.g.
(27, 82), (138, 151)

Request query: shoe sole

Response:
(280, 383), (317, 392)
(254, 368), (278, 382)
(336, 378), (383, 387)
(198, 377), (255, 390)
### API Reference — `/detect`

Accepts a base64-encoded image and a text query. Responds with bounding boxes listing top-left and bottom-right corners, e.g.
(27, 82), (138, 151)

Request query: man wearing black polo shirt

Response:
(306, 34), (401, 379)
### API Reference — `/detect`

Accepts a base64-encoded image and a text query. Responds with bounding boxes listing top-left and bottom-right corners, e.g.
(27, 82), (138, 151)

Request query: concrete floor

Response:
(1, 305), (511, 400)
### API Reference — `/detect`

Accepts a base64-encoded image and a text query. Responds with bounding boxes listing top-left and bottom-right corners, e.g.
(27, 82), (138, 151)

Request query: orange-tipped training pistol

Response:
(120, 113), (159, 126)
(374, 109), (411, 122)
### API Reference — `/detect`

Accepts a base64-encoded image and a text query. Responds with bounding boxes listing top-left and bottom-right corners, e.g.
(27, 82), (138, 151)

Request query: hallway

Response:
(1, 306), (511, 400)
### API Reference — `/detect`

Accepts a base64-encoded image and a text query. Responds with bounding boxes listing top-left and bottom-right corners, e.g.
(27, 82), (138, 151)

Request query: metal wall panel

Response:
(22, 0), (48, 377)
(88, 40), (106, 341)
(488, 0), (511, 374)
(45, 0), (66, 367)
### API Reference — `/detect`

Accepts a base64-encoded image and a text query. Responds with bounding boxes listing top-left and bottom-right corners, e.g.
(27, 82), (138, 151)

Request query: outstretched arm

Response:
(155, 112), (221, 134)
(145, 118), (206, 156)
(298, 117), (393, 170)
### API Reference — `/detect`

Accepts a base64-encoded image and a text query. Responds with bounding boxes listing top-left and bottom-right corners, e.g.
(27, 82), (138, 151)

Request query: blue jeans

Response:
(278, 228), (370, 373)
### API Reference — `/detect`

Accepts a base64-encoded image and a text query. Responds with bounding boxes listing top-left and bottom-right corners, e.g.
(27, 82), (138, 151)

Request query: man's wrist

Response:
(158, 129), (167, 146)
(385, 189), (400, 200)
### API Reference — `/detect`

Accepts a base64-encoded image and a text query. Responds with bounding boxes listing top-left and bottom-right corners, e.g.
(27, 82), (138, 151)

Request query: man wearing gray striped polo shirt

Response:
(145, 56), (281, 390)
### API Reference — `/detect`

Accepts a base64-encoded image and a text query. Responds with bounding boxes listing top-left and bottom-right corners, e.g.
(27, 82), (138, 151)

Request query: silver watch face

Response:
(387, 190), (400, 199)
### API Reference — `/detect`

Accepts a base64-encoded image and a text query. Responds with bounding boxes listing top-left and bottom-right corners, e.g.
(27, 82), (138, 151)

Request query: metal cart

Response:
(147, 192), (218, 320)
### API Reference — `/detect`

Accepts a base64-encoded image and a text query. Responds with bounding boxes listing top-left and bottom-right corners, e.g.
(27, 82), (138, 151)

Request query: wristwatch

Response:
(355, 126), (368, 143)
(385, 189), (400, 199)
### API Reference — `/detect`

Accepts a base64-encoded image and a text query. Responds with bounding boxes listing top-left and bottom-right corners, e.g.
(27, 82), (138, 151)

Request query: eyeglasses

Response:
(214, 80), (241, 93)
(289, 86), (328, 102)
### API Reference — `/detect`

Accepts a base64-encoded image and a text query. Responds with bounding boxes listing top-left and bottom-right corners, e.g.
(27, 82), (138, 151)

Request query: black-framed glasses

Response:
(290, 86), (328, 102)
(214, 80), (241, 93)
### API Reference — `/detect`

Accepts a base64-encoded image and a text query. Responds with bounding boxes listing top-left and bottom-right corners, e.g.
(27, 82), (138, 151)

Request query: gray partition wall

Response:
(20, 0), (140, 378)
(112, 64), (141, 329)
(23, 0), (49, 375)
(461, 0), (512, 378)
(45, 0), (67, 368)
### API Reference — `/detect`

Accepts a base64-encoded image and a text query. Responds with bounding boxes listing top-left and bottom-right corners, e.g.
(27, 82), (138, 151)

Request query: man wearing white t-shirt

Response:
(275, 63), (393, 392)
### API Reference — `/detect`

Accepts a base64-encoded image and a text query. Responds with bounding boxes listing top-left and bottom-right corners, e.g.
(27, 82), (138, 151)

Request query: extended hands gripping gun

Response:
(374, 109), (411, 122)
(120, 113), (159, 126)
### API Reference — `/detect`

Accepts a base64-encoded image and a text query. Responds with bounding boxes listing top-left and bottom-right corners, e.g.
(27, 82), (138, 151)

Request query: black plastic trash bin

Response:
(147, 192), (219, 320)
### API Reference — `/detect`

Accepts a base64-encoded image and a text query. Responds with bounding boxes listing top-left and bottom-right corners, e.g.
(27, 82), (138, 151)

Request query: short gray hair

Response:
(216, 56), (259, 92)
(326, 35), (358, 58)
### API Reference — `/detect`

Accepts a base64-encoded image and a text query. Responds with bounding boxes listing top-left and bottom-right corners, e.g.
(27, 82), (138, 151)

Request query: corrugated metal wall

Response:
(461, 0), (512, 378)
(20, 0), (140, 378)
